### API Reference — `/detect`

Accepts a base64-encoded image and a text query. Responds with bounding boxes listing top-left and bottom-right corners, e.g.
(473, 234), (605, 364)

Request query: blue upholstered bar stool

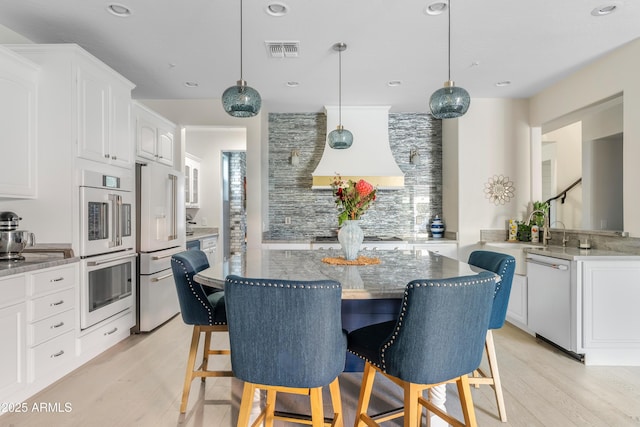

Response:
(224, 275), (347, 427)
(171, 250), (232, 414)
(347, 272), (497, 427)
(467, 250), (516, 422)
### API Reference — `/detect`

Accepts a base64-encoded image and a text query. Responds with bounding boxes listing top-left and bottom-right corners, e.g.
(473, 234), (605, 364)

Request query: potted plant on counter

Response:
(331, 176), (377, 260)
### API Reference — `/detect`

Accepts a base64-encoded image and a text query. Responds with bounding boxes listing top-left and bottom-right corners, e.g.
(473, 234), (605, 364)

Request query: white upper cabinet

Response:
(76, 61), (133, 168)
(0, 46), (39, 198)
(185, 153), (201, 208)
(133, 102), (175, 167)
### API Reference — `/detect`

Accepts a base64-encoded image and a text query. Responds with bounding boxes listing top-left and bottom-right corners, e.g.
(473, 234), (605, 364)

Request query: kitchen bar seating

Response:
(171, 250), (232, 414)
(347, 272), (497, 427)
(467, 250), (516, 422)
(224, 274), (347, 427)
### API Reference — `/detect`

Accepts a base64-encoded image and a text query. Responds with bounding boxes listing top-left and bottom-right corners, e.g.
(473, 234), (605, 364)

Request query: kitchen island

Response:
(195, 247), (479, 299)
(195, 248), (491, 372)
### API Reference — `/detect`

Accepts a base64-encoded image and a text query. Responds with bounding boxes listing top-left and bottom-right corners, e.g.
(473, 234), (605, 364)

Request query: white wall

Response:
(530, 38), (640, 237)
(183, 126), (246, 250)
(445, 98), (531, 259)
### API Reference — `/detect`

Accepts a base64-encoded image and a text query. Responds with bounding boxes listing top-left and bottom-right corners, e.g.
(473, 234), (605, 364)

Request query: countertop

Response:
(186, 227), (219, 242)
(0, 244), (79, 277)
(194, 248), (489, 300)
(263, 237), (458, 245)
(524, 245), (640, 261)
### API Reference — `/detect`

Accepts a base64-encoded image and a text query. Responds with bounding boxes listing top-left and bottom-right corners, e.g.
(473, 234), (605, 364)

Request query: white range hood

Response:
(312, 106), (404, 189)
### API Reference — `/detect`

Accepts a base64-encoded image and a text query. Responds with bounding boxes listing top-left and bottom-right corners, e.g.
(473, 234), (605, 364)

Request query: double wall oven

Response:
(79, 170), (136, 330)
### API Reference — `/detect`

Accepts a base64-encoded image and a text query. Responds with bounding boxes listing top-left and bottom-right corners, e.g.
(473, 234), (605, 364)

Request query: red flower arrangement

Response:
(331, 176), (377, 226)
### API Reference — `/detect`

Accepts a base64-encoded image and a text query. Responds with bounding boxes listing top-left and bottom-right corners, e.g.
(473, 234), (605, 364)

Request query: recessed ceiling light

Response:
(106, 3), (132, 17)
(184, 82), (199, 88)
(266, 2), (288, 16)
(425, 1), (448, 16)
(286, 81), (299, 88)
(495, 81), (511, 87)
(387, 80), (402, 87)
(591, 4), (618, 16)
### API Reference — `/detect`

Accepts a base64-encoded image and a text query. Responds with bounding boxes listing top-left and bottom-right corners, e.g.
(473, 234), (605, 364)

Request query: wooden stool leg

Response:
(201, 329), (212, 380)
(403, 382), (420, 427)
(354, 363), (377, 427)
(310, 387), (325, 427)
(265, 389), (277, 427)
(456, 375), (477, 427)
(329, 377), (343, 427)
(485, 330), (507, 422)
(238, 382), (257, 427)
(180, 326), (201, 413)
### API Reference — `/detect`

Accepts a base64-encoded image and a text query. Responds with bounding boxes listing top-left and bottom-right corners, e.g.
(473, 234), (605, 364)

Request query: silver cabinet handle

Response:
(51, 350), (64, 358)
(50, 277), (64, 282)
(51, 321), (65, 329)
(168, 173), (178, 240)
(526, 258), (569, 270)
(86, 253), (137, 266)
(50, 300), (64, 306)
(104, 327), (118, 336)
(151, 273), (173, 282)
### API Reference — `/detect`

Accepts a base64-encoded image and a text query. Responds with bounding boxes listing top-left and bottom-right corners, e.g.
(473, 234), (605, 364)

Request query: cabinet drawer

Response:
(29, 265), (77, 296)
(28, 330), (75, 383)
(29, 288), (75, 322)
(0, 275), (26, 308)
(77, 310), (133, 358)
(28, 309), (75, 347)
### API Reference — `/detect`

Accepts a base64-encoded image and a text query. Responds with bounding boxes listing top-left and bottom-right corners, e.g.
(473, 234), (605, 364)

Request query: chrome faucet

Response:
(526, 209), (550, 246)
(550, 220), (569, 247)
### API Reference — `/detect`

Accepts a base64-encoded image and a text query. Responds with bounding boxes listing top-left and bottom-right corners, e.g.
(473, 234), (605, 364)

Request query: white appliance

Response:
(79, 170), (137, 330)
(134, 162), (186, 332)
(79, 170), (134, 257)
(527, 253), (579, 356)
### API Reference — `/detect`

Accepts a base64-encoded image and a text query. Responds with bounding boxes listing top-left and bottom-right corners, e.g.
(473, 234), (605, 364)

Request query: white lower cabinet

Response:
(26, 265), (78, 386)
(506, 274), (528, 330)
(0, 301), (26, 400)
(580, 260), (640, 365)
(77, 310), (133, 362)
(412, 243), (458, 258)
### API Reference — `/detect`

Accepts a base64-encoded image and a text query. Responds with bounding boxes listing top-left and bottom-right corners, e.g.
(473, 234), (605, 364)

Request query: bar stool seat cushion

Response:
(206, 291), (226, 323)
(346, 320), (396, 366)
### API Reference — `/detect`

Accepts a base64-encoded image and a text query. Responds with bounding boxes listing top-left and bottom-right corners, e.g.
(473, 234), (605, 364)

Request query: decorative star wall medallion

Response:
(484, 175), (515, 205)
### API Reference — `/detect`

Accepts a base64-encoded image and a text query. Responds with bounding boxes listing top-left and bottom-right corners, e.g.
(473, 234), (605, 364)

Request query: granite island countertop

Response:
(195, 248), (490, 300)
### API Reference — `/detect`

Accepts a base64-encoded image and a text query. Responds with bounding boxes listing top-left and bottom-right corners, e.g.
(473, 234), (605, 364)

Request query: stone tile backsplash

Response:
(265, 112), (443, 240)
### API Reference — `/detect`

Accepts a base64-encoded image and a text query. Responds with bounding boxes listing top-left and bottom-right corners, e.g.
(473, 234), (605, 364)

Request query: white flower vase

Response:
(338, 220), (364, 260)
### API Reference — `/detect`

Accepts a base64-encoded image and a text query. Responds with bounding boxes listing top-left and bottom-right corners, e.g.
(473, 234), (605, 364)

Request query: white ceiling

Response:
(0, 0), (638, 113)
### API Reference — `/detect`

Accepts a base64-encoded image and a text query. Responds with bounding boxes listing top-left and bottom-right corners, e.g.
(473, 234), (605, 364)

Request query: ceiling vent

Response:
(265, 41), (299, 58)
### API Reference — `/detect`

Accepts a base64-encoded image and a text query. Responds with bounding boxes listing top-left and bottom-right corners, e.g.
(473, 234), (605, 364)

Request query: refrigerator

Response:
(133, 162), (186, 333)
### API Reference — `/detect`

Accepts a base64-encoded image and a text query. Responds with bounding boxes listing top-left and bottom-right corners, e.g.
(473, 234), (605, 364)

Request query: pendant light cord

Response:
(447, 0), (451, 81)
(338, 47), (342, 127)
(240, 0), (244, 80)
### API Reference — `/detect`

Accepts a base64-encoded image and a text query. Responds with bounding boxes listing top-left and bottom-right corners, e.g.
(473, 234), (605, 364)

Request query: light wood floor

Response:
(2, 317), (640, 427)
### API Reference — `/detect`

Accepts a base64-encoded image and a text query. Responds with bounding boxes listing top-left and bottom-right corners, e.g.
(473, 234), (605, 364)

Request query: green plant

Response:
(331, 176), (377, 226)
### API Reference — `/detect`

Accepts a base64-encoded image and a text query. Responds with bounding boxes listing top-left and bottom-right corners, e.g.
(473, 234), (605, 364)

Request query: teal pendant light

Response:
(222, 0), (262, 117)
(429, 0), (470, 119)
(327, 42), (353, 149)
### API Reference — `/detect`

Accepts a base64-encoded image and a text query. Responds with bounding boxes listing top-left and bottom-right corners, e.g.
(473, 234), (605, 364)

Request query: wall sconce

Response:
(291, 150), (300, 166)
(410, 148), (420, 165)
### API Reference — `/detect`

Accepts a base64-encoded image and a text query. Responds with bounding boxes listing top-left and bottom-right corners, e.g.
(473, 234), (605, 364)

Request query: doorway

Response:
(222, 151), (246, 259)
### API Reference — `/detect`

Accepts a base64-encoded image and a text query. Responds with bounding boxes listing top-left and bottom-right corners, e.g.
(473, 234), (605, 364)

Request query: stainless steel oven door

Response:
(81, 251), (136, 330)
(80, 186), (134, 257)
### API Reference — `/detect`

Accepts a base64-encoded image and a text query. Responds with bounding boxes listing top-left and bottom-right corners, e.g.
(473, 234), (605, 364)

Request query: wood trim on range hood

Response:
(312, 106), (405, 189)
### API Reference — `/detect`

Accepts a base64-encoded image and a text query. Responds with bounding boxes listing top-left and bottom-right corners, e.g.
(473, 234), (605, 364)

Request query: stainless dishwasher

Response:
(527, 253), (578, 356)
